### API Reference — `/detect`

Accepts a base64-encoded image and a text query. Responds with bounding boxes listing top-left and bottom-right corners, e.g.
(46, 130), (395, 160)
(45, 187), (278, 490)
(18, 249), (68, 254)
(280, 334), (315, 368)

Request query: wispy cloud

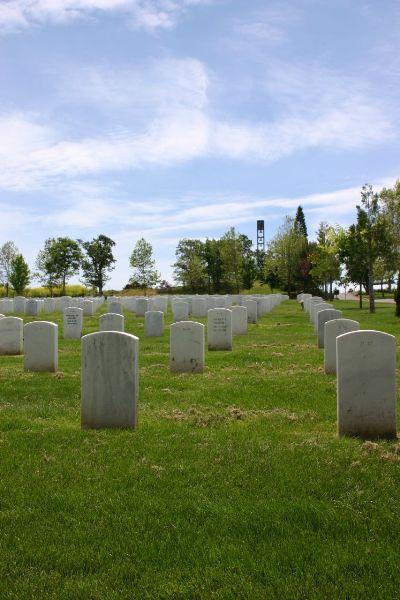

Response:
(0, 0), (212, 33)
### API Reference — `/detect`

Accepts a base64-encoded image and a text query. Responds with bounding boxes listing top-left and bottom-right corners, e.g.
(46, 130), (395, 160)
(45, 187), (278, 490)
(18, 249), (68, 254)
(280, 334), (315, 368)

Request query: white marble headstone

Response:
(0, 316), (23, 355)
(317, 309), (342, 348)
(81, 331), (139, 428)
(324, 318), (360, 374)
(170, 321), (204, 373)
(207, 308), (232, 351)
(144, 311), (164, 337)
(24, 321), (58, 372)
(231, 305), (248, 335)
(63, 307), (83, 339)
(337, 330), (396, 438)
(100, 313), (124, 332)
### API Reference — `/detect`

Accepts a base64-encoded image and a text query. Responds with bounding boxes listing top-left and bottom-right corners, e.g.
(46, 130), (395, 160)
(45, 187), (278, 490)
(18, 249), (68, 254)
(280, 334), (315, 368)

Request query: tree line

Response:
(2, 180), (399, 315)
(172, 181), (400, 317)
(0, 236), (160, 297)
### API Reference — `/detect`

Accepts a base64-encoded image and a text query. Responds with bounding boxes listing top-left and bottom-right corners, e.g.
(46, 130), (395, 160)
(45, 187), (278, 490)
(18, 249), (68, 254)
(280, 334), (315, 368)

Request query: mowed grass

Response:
(1, 300), (400, 599)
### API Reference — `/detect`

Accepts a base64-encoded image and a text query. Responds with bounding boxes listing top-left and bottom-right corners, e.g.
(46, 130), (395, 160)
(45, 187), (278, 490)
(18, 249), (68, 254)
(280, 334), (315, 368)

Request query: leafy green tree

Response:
(337, 224), (368, 308)
(36, 237), (82, 296)
(80, 235), (116, 296)
(310, 222), (341, 299)
(203, 238), (223, 294)
(357, 184), (389, 313)
(220, 227), (252, 293)
(129, 238), (160, 292)
(0, 241), (19, 296)
(173, 239), (207, 292)
(266, 216), (306, 294)
(380, 179), (400, 316)
(9, 254), (30, 295)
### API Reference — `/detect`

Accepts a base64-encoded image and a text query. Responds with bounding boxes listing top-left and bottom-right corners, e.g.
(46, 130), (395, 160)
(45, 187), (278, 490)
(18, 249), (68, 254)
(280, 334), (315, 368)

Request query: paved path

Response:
(338, 292), (394, 304)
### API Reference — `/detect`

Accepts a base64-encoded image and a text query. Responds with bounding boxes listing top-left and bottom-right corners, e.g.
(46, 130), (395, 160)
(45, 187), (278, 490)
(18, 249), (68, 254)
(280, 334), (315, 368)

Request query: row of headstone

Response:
(106, 293), (288, 321)
(0, 296), (104, 316)
(80, 296), (290, 428)
(298, 293), (396, 439)
(0, 317), (57, 370)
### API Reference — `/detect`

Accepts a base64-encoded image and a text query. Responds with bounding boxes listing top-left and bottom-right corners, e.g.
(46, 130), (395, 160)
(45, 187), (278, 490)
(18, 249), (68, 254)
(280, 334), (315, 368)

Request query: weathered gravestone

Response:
(192, 297), (207, 318)
(231, 305), (248, 335)
(208, 308), (232, 351)
(172, 301), (189, 323)
(1, 299), (14, 314)
(324, 318), (359, 374)
(152, 296), (168, 313)
(242, 299), (257, 324)
(135, 298), (148, 317)
(24, 321), (58, 372)
(108, 301), (123, 315)
(43, 298), (56, 313)
(311, 302), (330, 327)
(0, 317), (23, 355)
(144, 311), (164, 337)
(100, 313), (124, 332)
(25, 299), (38, 316)
(81, 331), (139, 428)
(63, 307), (83, 339)
(13, 296), (26, 313)
(83, 300), (94, 316)
(337, 330), (396, 438)
(170, 321), (204, 373)
(317, 309), (342, 348)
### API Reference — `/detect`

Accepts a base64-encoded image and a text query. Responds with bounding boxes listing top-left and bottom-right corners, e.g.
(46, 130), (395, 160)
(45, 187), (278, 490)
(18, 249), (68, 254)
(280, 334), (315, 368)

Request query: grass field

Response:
(1, 299), (400, 599)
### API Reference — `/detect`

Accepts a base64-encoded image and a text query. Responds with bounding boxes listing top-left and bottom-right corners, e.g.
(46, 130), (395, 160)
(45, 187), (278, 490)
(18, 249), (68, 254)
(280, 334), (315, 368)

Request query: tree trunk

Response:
(359, 282), (362, 309)
(395, 272), (400, 317)
(368, 271), (375, 313)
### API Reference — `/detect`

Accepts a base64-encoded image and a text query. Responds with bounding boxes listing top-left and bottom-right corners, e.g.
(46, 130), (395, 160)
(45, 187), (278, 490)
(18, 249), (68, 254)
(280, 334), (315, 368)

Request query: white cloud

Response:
(0, 0), (212, 33)
(60, 58), (209, 114)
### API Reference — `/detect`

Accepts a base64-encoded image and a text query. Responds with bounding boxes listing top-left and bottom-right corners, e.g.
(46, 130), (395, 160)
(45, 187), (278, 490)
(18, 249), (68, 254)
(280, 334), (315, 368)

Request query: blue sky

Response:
(0, 0), (399, 289)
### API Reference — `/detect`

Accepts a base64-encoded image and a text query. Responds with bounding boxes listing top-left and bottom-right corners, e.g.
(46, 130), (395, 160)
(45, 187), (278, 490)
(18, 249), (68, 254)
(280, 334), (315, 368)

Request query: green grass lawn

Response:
(1, 300), (400, 599)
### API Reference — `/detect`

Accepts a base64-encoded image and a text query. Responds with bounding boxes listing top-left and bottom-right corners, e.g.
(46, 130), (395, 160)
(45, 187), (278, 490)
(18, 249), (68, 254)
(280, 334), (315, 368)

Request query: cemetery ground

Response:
(1, 300), (400, 599)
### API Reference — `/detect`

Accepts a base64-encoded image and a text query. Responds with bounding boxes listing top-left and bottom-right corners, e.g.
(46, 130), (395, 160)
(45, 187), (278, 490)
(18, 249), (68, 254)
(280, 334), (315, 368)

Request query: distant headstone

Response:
(43, 298), (56, 313)
(337, 330), (396, 438)
(242, 299), (257, 324)
(192, 297), (207, 318)
(172, 301), (189, 323)
(81, 331), (139, 428)
(108, 301), (123, 315)
(0, 317), (23, 355)
(83, 300), (95, 316)
(152, 296), (168, 313)
(324, 318), (359, 374)
(0, 299), (14, 314)
(63, 307), (83, 339)
(25, 299), (38, 316)
(170, 321), (204, 373)
(100, 313), (124, 332)
(144, 311), (164, 337)
(231, 305), (248, 335)
(317, 309), (342, 348)
(13, 296), (26, 313)
(24, 321), (58, 372)
(135, 298), (148, 317)
(207, 308), (232, 351)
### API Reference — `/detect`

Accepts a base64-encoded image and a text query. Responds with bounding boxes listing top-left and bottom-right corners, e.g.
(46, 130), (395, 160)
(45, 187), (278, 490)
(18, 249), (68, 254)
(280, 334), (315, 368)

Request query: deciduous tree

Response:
(9, 254), (30, 295)
(129, 238), (160, 292)
(0, 241), (19, 296)
(80, 235), (116, 296)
